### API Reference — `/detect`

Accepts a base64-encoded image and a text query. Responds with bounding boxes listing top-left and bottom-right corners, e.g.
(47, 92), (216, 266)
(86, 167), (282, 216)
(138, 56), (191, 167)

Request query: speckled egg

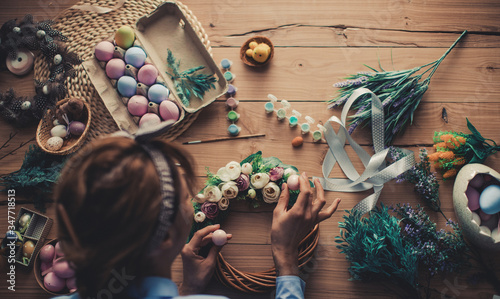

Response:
(50, 125), (67, 138)
(148, 84), (169, 104)
(124, 47), (147, 68)
(105, 58), (126, 79)
(127, 95), (148, 116)
(44, 272), (65, 292)
(117, 76), (137, 97)
(139, 113), (161, 127)
(69, 121), (86, 136)
(23, 240), (35, 259)
(137, 64), (158, 86)
(46, 136), (64, 151)
(159, 100), (180, 122)
(94, 41), (115, 62)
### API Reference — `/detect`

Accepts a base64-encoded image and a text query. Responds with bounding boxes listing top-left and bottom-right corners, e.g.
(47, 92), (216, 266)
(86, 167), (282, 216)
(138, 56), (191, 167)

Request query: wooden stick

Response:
(182, 134), (266, 145)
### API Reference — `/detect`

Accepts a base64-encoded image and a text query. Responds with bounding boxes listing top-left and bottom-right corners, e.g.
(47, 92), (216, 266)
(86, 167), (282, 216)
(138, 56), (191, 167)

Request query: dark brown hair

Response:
(54, 137), (196, 298)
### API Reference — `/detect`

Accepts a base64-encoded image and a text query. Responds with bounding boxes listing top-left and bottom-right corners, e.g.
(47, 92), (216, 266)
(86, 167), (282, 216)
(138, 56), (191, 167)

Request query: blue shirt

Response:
(53, 275), (305, 299)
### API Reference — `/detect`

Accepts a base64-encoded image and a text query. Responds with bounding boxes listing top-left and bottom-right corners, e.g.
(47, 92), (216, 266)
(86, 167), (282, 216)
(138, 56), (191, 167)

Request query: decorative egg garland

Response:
(190, 151), (320, 293)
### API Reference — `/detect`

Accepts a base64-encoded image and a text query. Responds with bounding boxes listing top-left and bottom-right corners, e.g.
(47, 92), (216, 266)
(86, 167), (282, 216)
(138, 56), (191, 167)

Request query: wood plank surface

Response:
(0, 0), (500, 298)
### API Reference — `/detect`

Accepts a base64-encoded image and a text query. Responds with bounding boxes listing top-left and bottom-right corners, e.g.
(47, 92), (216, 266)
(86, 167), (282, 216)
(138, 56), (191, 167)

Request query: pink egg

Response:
(105, 58), (126, 79)
(466, 186), (480, 211)
(479, 209), (493, 222)
(127, 95), (148, 116)
(44, 272), (66, 292)
(469, 174), (485, 189)
(55, 242), (64, 257)
(66, 277), (77, 290)
(94, 41), (115, 62)
(137, 64), (159, 86)
(41, 261), (52, 272)
(212, 229), (227, 246)
(287, 174), (300, 191)
(40, 244), (55, 262)
(159, 100), (180, 121)
(53, 258), (75, 279)
(139, 113), (161, 127)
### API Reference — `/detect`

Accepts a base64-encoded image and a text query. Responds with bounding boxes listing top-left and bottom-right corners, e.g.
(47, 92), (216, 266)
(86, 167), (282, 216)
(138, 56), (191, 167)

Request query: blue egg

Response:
(124, 47), (147, 68)
(148, 84), (170, 104)
(479, 184), (500, 215)
(117, 76), (137, 97)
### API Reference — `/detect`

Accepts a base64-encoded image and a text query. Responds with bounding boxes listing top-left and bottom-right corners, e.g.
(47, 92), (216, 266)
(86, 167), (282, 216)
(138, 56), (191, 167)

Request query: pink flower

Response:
(269, 167), (284, 181)
(235, 174), (250, 191)
(201, 202), (219, 219)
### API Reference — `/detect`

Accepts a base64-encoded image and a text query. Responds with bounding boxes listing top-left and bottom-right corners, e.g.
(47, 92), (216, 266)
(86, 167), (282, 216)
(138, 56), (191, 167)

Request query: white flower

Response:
(193, 194), (206, 204)
(284, 168), (298, 179)
(262, 182), (281, 204)
(250, 173), (270, 189)
(225, 161), (241, 180)
(221, 181), (239, 199)
(216, 167), (231, 181)
(241, 163), (253, 175)
(247, 189), (256, 199)
(194, 211), (206, 223)
(204, 185), (222, 202)
(218, 197), (230, 210)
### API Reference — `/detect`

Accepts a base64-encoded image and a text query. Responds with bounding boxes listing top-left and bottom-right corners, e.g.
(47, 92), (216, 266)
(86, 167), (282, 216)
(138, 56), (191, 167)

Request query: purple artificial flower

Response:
(235, 173), (250, 192)
(269, 167), (284, 181)
(201, 202), (219, 219)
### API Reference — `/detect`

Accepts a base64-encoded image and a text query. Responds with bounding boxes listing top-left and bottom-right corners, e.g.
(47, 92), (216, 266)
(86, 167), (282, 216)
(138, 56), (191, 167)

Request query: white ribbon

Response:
(315, 88), (415, 214)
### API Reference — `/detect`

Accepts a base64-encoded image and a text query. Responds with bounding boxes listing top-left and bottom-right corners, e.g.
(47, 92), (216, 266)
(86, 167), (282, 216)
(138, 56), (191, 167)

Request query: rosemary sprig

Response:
(329, 30), (467, 145)
(165, 49), (217, 106)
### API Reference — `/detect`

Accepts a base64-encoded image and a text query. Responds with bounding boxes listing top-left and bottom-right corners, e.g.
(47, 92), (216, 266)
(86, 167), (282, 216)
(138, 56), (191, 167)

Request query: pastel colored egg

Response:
(479, 209), (493, 222)
(44, 272), (66, 292)
(69, 121), (86, 136)
(53, 258), (75, 279)
(46, 136), (63, 151)
(66, 277), (77, 290)
(127, 95), (148, 116)
(40, 261), (52, 272)
(94, 41), (115, 62)
(114, 25), (135, 49)
(479, 225), (492, 236)
(124, 47), (147, 68)
(469, 174), (485, 189)
(479, 184), (500, 215)
(55, 242), (64, 257)
(105, 58), (126, 79)
(471, 212), (481, 226)
(40, 244), (55, 262)
(137, 64), (158, 86)
(287, 174), (300, 191)
(139, 113), (161, 127)
(159, 100), (180, 121)
(117, 76), (137, 97)
(50, 125), (67, 138)
(212, 229), (227, 246)
(6, 49), (34, 76)
(148, 84), (170, 104)
(492, 228), (500, 242)
(23, 240), (35, 259)
(466, 186), (480, 211)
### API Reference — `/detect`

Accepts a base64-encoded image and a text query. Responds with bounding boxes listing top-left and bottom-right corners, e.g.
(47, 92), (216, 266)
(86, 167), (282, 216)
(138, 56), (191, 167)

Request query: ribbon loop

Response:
(315, 88), (415, 214)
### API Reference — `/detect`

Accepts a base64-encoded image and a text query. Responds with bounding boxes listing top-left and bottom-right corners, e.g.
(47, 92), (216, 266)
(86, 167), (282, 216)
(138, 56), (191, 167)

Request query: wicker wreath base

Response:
(215, 224), (319, 293)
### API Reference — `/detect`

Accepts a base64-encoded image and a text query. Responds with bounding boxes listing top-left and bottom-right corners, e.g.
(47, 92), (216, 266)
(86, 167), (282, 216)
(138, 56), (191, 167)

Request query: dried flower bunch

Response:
(189, 151), (300, 238)
(328, 30), (467, 145)
(430, 118), (500, 179)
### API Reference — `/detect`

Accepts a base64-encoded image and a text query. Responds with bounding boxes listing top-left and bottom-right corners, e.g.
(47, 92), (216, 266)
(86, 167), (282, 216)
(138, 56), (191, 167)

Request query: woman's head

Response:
(54, 136), (196, 297)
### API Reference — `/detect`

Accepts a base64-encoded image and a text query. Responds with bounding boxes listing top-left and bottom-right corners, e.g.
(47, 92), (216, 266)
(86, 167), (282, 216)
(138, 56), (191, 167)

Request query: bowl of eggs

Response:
(36, 98), (91, 155)
(34, 239), (77, 295)
(240, 36), (274, 67)
(453, 164), (500, 251)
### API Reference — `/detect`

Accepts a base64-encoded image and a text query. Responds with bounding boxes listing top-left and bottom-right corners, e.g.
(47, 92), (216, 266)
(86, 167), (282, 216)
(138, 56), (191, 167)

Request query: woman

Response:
(53, 136), (340, 298)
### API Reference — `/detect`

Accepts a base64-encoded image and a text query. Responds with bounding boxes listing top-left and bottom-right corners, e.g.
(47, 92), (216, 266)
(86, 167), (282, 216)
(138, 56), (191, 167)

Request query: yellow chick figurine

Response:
(245, 41), (271, 63)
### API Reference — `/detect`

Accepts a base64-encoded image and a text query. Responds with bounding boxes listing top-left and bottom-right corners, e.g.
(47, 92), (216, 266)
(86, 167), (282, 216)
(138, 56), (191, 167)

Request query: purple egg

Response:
(41, 261), (52, 272)
(124, 47), (147, 68)
(137, 64), (158, 86)
(466, 186), (480, 211)
(469, 174), (485, 189)
(69, 121), (86, 136)
(44, 272), (65, 292)
(127, 95), (148, 116)
(148, 84), (169, 104)
(95, 41), (115, 62)
(53, 258), (75, 279)
(117, 76), (137, 97)
(39, 244), (55, 262)
(139, 113), (161, 127)
(159, 100), (180, 121)
(105, 58), (126, 79)
(66, 277), (77, 290)
(479, 209), (493, 222)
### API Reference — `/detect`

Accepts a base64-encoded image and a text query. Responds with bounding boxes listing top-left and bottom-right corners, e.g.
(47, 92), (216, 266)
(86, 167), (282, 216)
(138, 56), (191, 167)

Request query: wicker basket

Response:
(36, 98), (91, 155)
(240, 36), (274, 67)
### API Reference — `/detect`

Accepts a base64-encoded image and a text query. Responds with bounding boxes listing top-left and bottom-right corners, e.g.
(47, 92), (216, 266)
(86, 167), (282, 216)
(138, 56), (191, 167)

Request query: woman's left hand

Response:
(179, 224), (232, 295)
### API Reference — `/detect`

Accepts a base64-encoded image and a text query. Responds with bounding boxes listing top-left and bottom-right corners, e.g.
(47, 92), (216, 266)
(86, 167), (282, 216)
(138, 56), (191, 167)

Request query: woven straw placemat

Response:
(34, 0), (211, 143)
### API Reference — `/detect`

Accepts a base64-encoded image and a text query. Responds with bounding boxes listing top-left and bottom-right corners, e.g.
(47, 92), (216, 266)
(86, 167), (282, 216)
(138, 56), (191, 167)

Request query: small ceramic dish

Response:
(453, 164), (500, 251)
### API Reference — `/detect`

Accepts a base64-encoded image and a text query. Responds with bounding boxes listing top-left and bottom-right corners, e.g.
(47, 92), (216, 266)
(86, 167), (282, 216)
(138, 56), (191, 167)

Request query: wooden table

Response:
(1, 0), (499, 298)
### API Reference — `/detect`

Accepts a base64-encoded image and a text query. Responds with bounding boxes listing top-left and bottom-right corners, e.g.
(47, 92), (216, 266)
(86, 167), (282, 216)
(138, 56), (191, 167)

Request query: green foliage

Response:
(165, 49), (217, 106)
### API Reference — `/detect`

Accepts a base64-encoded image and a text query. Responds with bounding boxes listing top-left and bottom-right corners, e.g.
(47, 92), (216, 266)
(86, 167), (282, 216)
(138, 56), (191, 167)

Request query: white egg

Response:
(471, 212), (481, 226)
(53, 119), (61, 126)
(46, 136), (63, 151)
(50, 125), (67, 138)
(479, 225), (492, 236)
(492, 228), (500, 242)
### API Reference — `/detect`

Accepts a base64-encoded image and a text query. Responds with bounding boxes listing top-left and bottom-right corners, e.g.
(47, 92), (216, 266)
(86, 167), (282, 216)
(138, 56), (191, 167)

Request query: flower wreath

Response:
(0, 14), (81, 126)
(189, 151), (320, 293)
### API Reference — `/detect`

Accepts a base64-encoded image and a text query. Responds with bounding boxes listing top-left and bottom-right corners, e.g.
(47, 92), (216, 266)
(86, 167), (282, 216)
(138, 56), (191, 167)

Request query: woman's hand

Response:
(179, 224), (232, 295)
(271, 172), (340, 276)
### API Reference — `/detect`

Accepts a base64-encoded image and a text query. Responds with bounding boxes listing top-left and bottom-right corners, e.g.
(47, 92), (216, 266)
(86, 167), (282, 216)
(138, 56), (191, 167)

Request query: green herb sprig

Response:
(328, 30), (467, 145)
(165, 49), (217, 106)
